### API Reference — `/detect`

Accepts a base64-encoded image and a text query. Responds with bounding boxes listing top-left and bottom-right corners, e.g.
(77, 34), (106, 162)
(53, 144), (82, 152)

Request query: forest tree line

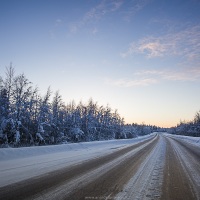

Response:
(167, 111), (200, 137)
(0, 65), (158, 147)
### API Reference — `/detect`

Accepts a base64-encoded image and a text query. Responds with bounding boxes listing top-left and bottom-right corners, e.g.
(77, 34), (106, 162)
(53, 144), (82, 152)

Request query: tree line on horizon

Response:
(167, 111), (200, 137)
(0, 65), (159, 147)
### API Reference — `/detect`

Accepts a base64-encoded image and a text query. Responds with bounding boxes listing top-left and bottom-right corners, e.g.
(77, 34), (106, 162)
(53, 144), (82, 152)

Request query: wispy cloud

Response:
(138, 68), (200, 82)
(106, 77), (157, 87)
(69, 0), (151, 33)
(121, 39), (166, 58)
(124, 0), (152, 21)
(111, 0), (124, 11)
(163, 68), (200, 81)
(69, 0), (124, 33)
(121, 25), (200, 61)
(106, 67), (200, 88)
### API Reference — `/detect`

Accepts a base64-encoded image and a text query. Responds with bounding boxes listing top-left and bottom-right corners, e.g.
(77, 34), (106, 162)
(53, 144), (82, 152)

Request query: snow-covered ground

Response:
(164, 133), (200, 147)
(0, 133), (155, 187)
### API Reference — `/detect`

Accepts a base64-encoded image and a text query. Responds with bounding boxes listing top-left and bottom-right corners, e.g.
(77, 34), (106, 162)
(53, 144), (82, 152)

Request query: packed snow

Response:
(33, 135), (158, 200)
(116, 135), (166, 200)
(164, 133), (200, 147)
(166, 136), (200, 198)
(0, 133), (155, 187)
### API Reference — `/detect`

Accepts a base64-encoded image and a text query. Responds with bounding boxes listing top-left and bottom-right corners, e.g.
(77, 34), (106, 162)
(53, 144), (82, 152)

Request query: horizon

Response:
(1, 0), (200, 128)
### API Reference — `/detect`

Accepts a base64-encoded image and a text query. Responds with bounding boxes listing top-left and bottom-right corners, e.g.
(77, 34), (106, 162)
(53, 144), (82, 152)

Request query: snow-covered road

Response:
(0, 133), (200, 200)
(0, 134), (154, 187)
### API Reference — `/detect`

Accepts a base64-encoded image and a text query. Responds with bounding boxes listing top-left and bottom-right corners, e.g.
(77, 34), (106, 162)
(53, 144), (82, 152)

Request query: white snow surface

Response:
(0, 134), (155, 187)
(164, 133), (200, 147)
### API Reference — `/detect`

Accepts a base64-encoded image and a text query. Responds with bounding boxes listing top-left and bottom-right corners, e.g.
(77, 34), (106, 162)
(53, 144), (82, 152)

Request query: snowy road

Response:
(0, 133), (200, 200)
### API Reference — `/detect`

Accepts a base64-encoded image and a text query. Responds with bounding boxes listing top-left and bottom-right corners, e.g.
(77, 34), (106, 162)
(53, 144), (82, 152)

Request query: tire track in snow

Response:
(0, 135), (157, 200)
(164, 136), (200, 199)
(161, 136), (197, 200)
(115, 135), (165, 200)
(34, 134), (157, 200)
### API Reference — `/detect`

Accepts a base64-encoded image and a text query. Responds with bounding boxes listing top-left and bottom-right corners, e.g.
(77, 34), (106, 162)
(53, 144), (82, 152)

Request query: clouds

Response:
(69, 0), (151, 33)
(137, 41), (166, 58)
(69, 0), (124, 33)
(123, 0), (152, 21)
(119, 24), (200, 88)
(106, 77), (157, 87)
(141, 68), (200, 82)
(121, 25), (200, 61)
(107, 67), (200, 88)
(121, 40), (166, 58)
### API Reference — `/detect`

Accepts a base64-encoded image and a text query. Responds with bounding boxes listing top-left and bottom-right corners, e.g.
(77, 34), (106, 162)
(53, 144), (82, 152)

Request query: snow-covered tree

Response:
(0, 65), (162, 147)
(194, 111), (200, 124)
(51, 90), (65, 143)
(36, 87), (52, 144)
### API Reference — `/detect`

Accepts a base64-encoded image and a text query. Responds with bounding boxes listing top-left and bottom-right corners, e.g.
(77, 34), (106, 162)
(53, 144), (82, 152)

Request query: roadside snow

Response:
(164, 133), (200, 147)
(0, 133), (155, 187)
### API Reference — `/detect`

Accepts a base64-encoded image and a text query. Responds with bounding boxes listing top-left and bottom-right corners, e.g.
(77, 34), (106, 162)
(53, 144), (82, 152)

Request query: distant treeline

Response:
(167, 111), (200, 137)
(0, 65), (159, 147)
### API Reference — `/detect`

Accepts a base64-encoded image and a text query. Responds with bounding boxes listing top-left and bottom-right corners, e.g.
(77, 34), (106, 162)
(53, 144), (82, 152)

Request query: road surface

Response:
(0, 134), (200, 200)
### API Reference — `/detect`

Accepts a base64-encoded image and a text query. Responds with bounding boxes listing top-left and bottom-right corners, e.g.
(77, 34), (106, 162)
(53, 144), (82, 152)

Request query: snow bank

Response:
(0, 133), (155, 187)
(0, 134), (155, 161)
(164, 133), (200, 147)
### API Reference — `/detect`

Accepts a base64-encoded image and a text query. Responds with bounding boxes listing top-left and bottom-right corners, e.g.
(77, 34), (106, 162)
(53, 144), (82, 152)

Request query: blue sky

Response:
(0, 0), (200, 127)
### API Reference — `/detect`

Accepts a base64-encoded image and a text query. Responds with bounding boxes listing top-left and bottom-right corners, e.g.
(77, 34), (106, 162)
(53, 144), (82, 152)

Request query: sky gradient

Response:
(1, 0), (200, 127)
